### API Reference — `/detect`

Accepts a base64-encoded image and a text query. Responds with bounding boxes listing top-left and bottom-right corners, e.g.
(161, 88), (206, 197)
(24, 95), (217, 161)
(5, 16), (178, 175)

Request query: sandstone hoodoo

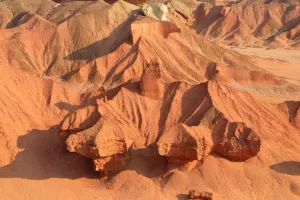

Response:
(157, 123), (213, 170)
(0, 0), (300, 200)
(158, 123), (213, 161)
(140, 59), (165, 100)
(65, 99), (143, 173)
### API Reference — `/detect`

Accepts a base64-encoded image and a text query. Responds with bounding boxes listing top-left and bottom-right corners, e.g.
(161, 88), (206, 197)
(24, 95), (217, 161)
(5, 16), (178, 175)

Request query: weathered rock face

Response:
(189, 189), (213, 200)
(158, 123), (213, 171)
(61, 79), (262, 173)
(211, 117), (261, 161)
(158, 123), (212, 168)
(140, 59), (164, 100)
(142, 3), (169, 21)
(65, 100), (143, 173)
(166, 0), (197, 19)
(220, 6), (230, 16)
(131, 16), (181, 43)
(66, 131), (98, 159)
(93, 154), (130, 172)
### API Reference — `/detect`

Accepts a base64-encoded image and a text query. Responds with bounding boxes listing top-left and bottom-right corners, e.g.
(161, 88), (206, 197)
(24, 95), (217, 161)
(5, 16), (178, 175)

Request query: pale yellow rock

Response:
(142, 3), (169, 21)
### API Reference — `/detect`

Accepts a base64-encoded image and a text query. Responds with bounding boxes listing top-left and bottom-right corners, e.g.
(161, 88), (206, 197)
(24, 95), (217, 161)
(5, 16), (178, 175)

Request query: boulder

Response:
(212, 118), (261, 161)
(142, 3), (169, 21)
(189, 189), (213, 200)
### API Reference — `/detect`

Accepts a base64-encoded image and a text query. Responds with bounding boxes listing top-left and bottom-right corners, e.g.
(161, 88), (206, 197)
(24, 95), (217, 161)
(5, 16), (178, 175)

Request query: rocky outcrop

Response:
(157, 107), (261, 164)
(158, 124), (213, 160)
(142, 3), (169, 21)
(211, 118), (261, 161)
(189, 189), (213, 200)
(158, 123), (212, 170)
(65, 100), (143, 173)
(61, 80), (262, 173)
(166, 0), (197, 19)
(131, 16), (181, 43)
(140, 59), (164, 100)
(93, 154), (130, 172)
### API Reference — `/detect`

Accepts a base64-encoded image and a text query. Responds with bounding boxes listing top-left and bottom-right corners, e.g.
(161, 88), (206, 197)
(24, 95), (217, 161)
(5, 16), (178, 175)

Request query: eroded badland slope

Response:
(0, 0), (300, 200)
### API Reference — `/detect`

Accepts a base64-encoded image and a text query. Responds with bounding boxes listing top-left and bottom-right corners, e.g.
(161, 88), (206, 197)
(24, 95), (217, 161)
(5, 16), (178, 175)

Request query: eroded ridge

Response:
(61, 78), (262, 174)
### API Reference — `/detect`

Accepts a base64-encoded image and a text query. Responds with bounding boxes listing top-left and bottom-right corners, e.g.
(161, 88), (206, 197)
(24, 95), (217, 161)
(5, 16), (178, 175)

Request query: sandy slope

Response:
(231, 47), (300, 64)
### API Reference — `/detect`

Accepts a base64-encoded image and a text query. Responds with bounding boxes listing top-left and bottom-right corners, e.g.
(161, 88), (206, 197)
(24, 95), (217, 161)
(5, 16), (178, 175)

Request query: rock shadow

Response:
(60, 12), (142, 82)
(176, 194), (188, 200)
(125, 145), (167, 179)
(270, 161), (300, 176)
(5, 12), (29, 29)
(192, 4), (224, 34)
(63, 13), (138, 62)
(158, 82), (181, 139)
(55, 101), (81, 112)
(0, 126), (97, 180)
(179, 83), (211, 126)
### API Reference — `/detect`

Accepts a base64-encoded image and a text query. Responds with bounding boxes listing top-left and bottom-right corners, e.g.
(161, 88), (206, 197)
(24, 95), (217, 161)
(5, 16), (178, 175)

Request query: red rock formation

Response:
(140, 59), (164, 100)
(189, 189), (213, 200)
(211, 118), (261, 161)
(158, 123), (213, 161)
(158, 123), (213, 170)
(1, 1), (300, 199)
(65, 99), (143, 173)
(62, 79), (261, 173)
(93, 154), (130, 172)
